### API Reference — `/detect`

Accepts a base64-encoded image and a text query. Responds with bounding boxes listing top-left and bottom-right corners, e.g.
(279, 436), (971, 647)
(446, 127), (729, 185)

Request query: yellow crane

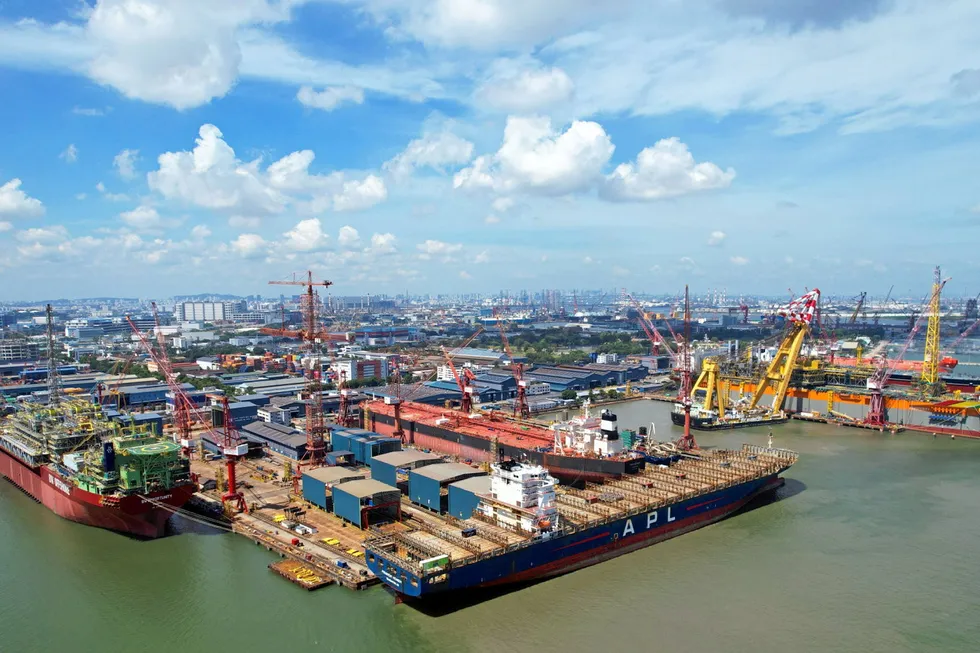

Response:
(921, 266), (950, 395)
(749, 289), (821, 413)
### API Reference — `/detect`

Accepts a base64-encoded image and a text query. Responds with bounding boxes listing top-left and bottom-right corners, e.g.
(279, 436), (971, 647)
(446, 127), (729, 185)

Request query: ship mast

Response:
(45, 304), (62, 407)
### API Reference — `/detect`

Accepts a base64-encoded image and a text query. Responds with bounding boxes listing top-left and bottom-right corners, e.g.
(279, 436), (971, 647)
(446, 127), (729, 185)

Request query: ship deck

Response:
(366, 444), (797, 574)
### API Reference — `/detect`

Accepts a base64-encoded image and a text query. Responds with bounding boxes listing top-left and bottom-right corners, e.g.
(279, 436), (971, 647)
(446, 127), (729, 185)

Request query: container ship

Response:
(0, 398), (196, 538)
(362, 400), (645, 483)
(365, 443), (797, 598)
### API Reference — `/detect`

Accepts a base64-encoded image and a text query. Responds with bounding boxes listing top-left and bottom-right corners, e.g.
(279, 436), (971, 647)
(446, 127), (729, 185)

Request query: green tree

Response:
(560, 389), (578, 400)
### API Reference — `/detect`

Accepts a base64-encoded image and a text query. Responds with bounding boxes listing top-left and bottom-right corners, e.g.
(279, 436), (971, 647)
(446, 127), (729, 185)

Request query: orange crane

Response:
(261, 272), (351, 344)
(626, 293), (676, 360)
(492, 308), (529, 420)
(441, 345), (477, 413)
(266, 271), (333, 467)
(150, 302), (191, 454)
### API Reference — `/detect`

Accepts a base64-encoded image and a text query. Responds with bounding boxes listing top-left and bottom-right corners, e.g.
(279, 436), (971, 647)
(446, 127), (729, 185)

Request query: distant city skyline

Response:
(1, 2), (978, 299)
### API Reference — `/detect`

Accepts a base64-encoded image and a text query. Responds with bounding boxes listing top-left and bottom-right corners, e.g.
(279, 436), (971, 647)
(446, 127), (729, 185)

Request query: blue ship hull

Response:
(367, 470), (787, 598)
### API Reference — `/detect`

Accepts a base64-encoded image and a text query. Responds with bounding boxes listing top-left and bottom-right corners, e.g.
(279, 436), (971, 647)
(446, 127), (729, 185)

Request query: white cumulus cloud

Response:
(120, 205), (164, 231)
(601, 138), (735, 201)
(149, 124), (287, 214)
(282, 218), (330, 252)
(474, 250), (490, 264)
(113, 148), (139, 179)
(85, 0), (291, 110)
(368, 232), (397, 254)
(384, 129), (474, 180)
(417, 239), (463, 261)
(230, 233), (267, 258)
(147, 123), (387, 216)
(333, 175), (387, 212)
(16, 226), (69, 243)
(0, 179), (45, 218)
(730, 256), (749, 265)
(338, 225), (361, 248)
(454, 116), (614, 196)
(296, 85), (365, 111)
(476, 62), (574, 112)
(707, 230), (726, 246)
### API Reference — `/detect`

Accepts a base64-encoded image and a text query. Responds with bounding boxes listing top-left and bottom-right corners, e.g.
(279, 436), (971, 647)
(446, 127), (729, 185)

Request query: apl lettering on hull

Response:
(622, 506), (677, 537)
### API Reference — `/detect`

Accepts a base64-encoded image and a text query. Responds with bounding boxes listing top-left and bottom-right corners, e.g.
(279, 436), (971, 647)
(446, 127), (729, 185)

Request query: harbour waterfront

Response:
(3, 400), (980, 653)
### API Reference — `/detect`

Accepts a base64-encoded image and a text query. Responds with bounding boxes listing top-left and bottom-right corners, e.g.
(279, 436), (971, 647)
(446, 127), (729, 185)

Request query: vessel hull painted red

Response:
(0, 448), (195, 538)
(364, 400), (645, 483)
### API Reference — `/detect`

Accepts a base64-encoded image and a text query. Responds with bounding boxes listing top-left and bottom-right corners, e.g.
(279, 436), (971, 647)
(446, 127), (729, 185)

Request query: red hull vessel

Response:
(0, 448), (196, 538)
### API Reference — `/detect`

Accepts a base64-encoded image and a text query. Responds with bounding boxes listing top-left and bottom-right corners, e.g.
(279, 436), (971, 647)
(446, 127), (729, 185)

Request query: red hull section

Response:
(0, 448), (196, 538)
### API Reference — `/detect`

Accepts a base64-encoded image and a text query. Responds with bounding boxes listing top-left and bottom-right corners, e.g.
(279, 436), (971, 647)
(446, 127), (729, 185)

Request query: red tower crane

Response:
(441, 345), (476, 413)
(149, 302), (193, 455)
(678, 286), (697, 451)
(127, 317), (249, 513)
(218, 396), (249, 513)
(493, 308), (529, 420)
(626, 293), (676, 360)
(266, 272), (334, 467)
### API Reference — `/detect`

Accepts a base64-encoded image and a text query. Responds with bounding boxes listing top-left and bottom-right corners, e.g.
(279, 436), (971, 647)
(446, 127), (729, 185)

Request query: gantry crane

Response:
(492, 308), (529, 419)
(748, 289), (820, 413)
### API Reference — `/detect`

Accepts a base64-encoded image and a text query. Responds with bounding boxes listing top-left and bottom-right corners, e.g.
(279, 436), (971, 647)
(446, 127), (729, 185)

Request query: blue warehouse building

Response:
(210, 401), (259, 428)
(472, 373), (518, 402)
(447, 475), (492, 520)
(331, 428), (401, 465)
(241, 421), (307, 460)
(370, 450), (442, 488)
(114, 383), (189, 408)
(332, 479), (402, 529)
(409, 463), (487, 513)
(301, 466), (366, 511)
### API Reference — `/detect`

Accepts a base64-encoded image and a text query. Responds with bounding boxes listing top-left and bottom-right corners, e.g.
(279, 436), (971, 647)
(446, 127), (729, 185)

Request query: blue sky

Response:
(0, 0), (978, 300)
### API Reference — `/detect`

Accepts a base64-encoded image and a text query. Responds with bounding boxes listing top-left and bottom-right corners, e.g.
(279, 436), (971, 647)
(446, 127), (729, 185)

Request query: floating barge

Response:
(269, 560), (333, 591)
(365, 444), (797, 598)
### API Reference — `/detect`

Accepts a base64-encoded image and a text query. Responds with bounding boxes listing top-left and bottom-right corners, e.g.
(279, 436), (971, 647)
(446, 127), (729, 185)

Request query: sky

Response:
(0, 0), (979, 301)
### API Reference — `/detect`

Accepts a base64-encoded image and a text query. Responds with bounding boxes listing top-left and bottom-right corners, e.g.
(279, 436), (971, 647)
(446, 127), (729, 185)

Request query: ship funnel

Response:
(600, 409), (619, 441)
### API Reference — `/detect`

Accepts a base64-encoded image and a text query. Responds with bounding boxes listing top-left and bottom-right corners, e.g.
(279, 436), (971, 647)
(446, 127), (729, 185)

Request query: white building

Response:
(0, 340), (39, 361)
(173, 301), (246, 322)
(596, 353), (619, 364)
(258, 406), (290, 425)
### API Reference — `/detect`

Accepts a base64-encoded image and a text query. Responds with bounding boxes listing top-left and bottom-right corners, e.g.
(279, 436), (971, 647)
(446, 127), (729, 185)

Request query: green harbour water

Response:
(2, 400), (979, 653)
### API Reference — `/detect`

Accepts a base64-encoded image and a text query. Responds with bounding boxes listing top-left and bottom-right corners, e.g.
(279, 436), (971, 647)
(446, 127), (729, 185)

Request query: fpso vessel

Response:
(365, 444), (797, 598)
(362, 400), (645, 483)
(0, 398), (195, 538)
